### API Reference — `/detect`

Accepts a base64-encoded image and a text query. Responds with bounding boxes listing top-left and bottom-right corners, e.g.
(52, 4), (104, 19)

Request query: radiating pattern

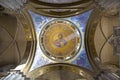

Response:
(29, 10), (92, 71)
(40, 20), (81, 61)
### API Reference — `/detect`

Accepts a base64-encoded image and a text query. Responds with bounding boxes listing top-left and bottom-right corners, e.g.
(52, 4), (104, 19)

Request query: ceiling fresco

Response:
(29, 10), (93, 71)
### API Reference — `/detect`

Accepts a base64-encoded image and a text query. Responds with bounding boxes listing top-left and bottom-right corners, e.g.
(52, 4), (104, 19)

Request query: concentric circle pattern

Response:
(40, 20), (81, 61)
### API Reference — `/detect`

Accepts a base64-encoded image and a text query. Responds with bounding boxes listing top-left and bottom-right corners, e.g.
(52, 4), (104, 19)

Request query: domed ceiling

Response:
(29, 10), (92, 71)
(0, 0), (120, 80)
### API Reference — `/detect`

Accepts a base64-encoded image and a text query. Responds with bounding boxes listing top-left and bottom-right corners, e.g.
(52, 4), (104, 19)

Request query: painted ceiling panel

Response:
(29, 10), (92, 71)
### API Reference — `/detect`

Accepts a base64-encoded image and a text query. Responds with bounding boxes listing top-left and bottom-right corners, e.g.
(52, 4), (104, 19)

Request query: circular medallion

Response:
(40, 20), (81, 61)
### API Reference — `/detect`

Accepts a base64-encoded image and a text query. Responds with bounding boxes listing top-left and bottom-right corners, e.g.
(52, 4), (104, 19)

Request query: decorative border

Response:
(85, 8), (102, 73)
(39, 19), (82, 61)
